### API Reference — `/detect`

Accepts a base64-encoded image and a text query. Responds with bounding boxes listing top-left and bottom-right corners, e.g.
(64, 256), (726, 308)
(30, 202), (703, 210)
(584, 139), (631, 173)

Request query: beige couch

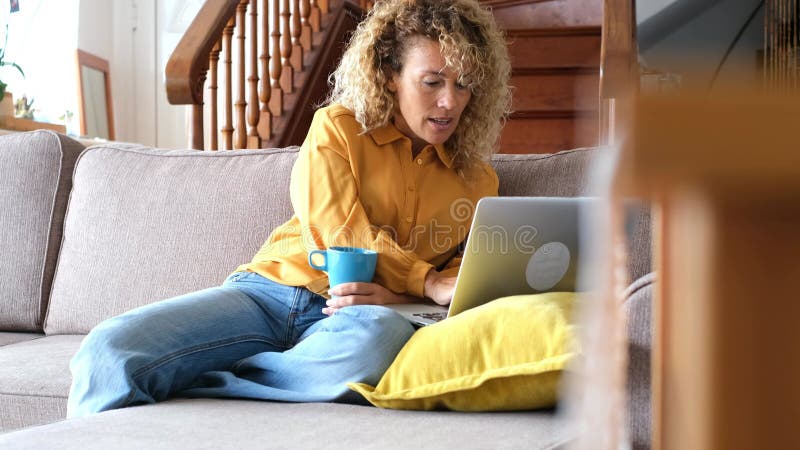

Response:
(0, 130), (653, 449)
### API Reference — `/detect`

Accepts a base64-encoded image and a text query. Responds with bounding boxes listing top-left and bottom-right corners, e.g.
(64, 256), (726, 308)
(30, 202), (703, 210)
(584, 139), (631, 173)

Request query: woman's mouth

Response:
(428, 117), (453, 129)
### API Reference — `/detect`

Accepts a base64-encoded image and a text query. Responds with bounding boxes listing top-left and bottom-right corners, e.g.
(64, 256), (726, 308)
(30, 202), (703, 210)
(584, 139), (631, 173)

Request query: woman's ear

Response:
(386, 71), (398, 93)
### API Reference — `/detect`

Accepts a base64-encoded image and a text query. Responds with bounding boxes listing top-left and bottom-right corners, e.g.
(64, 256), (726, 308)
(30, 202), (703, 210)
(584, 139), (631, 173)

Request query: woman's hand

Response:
(324, 282), (415, 315)
(323, 269), (457, 315)
(423, 269), (456, 306)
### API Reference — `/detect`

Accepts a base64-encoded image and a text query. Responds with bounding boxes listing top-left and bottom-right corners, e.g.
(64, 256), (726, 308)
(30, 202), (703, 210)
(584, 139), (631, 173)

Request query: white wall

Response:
(80, 0), (195, 148)
(637, 0), (764, 90)
(636, 0), (679, 23)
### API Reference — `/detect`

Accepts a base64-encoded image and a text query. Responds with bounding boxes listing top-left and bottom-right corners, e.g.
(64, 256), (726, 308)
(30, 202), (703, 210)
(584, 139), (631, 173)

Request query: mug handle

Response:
(308, 249), (327, 272)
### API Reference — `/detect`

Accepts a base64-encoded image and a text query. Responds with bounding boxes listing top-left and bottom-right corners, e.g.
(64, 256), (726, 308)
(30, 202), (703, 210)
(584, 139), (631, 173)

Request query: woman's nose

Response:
(437, 87), (456, 110)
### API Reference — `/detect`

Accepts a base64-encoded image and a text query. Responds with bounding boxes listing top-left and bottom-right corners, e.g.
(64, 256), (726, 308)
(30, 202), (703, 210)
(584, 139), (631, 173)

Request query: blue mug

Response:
(308, 246), (378, 287)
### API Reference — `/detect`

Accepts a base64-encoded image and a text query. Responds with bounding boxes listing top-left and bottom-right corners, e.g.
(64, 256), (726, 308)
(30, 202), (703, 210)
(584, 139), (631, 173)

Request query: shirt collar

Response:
(369, 122), (454, 169)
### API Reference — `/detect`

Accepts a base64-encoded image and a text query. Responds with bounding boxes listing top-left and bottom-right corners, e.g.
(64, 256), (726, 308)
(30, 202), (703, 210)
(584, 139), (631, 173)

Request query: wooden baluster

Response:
(258, 0), (271, 141)
(281, 0), (295, 92)
(300, 0), (312, 51)
(290, 0), (304, 71)
(209, 41), (221, 150)
(247, 0), (261, 148)
(234, 0), (248, 149)
(270, 0), (284, 116)
(318, 0), (328, 14)
(222, 17), (235, 150)
(310, 0), (321, 33)
(190, 97), (205, 150)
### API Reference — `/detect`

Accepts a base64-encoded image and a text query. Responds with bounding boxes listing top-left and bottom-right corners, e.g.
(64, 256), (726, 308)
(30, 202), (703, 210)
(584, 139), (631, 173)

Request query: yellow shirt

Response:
(237, 104), (499, 297)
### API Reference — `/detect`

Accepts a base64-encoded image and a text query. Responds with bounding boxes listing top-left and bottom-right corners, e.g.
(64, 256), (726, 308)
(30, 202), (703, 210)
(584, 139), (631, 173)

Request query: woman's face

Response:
(387, 37), (472, 153)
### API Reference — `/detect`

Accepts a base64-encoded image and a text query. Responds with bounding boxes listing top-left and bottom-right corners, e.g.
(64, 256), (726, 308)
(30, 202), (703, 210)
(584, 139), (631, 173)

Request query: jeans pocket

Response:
(224, 271), (250, 284)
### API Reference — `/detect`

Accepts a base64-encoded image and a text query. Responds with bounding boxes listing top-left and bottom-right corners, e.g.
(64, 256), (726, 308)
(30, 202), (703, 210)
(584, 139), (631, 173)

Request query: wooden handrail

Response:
(166, 0), (358, 149)
(166, 0), (240, 105)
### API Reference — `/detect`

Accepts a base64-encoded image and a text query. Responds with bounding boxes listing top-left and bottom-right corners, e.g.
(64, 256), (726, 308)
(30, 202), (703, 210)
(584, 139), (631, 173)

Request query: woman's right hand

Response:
(423, 269), (456, 306)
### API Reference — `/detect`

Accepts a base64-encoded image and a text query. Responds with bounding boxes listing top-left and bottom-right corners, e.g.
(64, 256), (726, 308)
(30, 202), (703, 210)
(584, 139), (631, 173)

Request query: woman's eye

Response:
(423, 80), (440, 87)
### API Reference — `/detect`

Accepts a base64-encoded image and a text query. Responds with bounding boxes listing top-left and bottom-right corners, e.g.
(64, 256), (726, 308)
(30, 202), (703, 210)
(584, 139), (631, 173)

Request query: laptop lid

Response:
(447, 196), (591, 317)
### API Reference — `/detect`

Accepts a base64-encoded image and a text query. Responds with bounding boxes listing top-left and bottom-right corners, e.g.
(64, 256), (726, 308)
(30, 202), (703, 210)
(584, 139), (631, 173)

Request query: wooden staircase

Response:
(166, 0), (603, 154)
(490, 0), (602, 153)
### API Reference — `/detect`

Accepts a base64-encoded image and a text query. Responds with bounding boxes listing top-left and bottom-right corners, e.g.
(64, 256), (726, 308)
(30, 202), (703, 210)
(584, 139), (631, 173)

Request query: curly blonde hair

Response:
(327, 0), (511, 173)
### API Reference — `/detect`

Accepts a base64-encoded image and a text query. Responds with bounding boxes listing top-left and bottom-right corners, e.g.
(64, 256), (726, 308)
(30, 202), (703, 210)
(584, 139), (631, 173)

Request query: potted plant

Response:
(0, 24), (24, 101)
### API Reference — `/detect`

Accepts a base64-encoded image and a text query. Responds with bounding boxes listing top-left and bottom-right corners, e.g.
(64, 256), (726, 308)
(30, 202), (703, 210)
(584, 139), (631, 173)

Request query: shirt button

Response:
(407, 185), (415, 192)
(416, 158), (423, 165)
(405, 217), (413, 223)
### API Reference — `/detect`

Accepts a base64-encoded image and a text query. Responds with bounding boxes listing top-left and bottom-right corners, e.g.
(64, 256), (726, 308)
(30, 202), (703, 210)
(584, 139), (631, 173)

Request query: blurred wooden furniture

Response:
(619, 91), (800, 450)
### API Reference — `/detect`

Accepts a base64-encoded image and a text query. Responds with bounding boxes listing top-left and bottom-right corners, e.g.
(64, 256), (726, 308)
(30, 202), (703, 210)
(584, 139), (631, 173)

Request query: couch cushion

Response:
(0, 398), (571, 449)
(45, 146), (299, 334)
(492, 148), (596, 197)
(0, 334), (83, 432)
(0, 332), (43, 347)
(0, 131), (85, 331)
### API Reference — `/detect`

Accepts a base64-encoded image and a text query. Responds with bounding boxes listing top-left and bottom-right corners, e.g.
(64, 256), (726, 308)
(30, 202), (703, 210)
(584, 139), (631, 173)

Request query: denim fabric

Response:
(67, 272), (415, 417)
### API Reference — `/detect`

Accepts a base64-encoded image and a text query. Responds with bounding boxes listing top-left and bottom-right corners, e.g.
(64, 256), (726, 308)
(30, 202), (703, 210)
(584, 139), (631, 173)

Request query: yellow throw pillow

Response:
(348, 292), (579, 411)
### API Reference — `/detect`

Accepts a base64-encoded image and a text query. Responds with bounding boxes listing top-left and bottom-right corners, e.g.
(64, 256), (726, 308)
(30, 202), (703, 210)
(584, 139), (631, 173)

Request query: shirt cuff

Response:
(406, 260), (434, 298)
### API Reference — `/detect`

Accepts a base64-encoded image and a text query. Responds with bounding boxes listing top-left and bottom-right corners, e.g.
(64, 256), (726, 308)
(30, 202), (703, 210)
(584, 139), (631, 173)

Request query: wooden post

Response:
(310, 0), (321, 33)
(290, 0), (305, 71)
(221, 17), (235, 150)
(280, 0), (295, 93)
(234, 0), (248, 149)
(270, 0), (284, 116)
(300, 0), (313, 52)
(247, 0), (261, 149)
(258, 0), (272, 141)
(208, 41), (221, 150)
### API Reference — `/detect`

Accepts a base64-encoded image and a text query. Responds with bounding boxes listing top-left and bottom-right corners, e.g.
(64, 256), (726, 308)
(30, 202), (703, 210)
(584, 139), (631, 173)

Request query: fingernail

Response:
(326, 300), (334, 306)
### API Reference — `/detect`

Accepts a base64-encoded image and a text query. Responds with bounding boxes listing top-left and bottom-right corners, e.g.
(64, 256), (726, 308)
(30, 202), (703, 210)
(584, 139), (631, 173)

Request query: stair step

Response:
(499, 114), (598, 154)
(510, 67), (598, 112)
(506, 27), (601, 69)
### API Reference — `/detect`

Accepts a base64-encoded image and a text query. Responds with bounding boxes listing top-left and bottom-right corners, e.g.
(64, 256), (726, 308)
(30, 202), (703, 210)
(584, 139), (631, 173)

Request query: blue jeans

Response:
(67, 272), (415, 418)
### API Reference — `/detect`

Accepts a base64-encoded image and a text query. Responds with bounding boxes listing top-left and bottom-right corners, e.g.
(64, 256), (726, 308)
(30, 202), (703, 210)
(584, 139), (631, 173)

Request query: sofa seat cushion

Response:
(0, 335), (83, 432)
(45, 146), (299, 334)
(0, 332), (44, 347)
(0, 131), (85, 331)
(0, 398), (572, 449)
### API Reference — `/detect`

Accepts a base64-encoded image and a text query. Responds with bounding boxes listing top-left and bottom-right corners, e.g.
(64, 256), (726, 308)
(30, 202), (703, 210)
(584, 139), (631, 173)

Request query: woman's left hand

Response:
(323, 282), (414, 315)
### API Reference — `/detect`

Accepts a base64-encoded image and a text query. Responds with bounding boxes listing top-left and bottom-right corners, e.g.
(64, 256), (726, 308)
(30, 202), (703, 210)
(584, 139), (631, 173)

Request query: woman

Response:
(68, 0), (510, 416)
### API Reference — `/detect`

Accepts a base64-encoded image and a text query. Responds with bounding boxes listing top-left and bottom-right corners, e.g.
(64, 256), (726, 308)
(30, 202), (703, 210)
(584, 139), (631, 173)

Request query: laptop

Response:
(387, 196), (592, 327)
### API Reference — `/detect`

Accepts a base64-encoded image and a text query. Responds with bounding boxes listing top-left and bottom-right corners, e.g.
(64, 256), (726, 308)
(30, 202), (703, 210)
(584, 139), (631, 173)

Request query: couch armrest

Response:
(623, 271), (655, 450)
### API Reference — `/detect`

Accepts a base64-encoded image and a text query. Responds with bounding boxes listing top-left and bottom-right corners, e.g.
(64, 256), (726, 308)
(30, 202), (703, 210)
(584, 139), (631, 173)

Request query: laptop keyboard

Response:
(412, 312), (447, 322)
